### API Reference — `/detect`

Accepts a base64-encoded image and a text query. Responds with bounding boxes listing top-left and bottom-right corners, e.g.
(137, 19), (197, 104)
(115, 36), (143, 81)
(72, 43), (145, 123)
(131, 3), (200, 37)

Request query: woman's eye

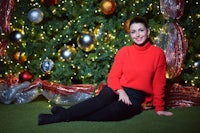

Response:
(131, 31), (135, 34)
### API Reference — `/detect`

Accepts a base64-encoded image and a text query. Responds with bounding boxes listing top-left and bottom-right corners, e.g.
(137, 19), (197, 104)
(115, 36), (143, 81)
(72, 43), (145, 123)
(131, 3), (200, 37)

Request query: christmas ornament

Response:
(12, 51), (20, 62)
(41, 0), (58, 6)
(100, 0), (117, 15)
(194, 60), (200, 69)
(28, 8), (44, 24)
(19, 71), (34, 82)
(40, 57), (54, 74)
(58, 45), (76, 62)
(124, 19), (130, 33)
(10, 31), (22, 42)
(18, 52), (27, 64)
(12, 51), (27, 64)
(77, 33), (95, 52)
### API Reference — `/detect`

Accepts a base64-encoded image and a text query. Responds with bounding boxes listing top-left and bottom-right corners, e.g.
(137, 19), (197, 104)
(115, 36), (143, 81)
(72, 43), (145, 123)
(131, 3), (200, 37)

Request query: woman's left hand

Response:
(117, 89), (132, 106)
(156, 111), (173, 116)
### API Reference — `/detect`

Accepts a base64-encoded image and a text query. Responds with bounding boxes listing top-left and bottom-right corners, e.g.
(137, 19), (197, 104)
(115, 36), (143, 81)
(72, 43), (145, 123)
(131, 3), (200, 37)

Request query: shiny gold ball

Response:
(100, 0), (117, 15)
(124, 19), (130, 33)
(12, 51), (27, 64)
(58, 45), (77, 62)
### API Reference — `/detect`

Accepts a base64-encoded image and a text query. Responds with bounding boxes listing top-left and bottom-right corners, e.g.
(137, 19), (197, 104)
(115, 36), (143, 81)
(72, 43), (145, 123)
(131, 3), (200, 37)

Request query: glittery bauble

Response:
(77, 34), (95, 52)
(28, 8), (44, 24)
(19, 71), (34, 82)
(100, 0), (117, 15)
(40, 58), (54, 74)
(124, 19), (130, 33)
(10, 31), (22, 42)
(58, 45), (77, 62)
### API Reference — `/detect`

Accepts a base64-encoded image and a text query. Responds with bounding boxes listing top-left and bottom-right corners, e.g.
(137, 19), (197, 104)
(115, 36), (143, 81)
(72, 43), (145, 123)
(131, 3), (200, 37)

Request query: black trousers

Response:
(62, 86), (146, 121)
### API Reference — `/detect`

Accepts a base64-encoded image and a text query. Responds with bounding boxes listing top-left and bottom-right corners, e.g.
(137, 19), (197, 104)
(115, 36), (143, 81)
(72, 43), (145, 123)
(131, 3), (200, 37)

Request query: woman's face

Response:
(129, 23), (150, 46)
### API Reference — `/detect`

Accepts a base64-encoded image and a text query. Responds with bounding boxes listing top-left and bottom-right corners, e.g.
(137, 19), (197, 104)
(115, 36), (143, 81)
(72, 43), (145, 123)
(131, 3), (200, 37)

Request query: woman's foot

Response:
(38, 113), (63, 125)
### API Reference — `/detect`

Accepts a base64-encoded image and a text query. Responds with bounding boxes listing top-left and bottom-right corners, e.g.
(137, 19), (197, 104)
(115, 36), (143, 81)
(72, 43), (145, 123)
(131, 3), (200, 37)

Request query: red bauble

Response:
(19, 71), (33, 82)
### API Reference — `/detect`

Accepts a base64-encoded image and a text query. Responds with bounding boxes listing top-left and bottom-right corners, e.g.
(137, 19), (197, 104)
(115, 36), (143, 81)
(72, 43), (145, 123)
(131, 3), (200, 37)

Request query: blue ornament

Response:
(40, 58), (54, 74)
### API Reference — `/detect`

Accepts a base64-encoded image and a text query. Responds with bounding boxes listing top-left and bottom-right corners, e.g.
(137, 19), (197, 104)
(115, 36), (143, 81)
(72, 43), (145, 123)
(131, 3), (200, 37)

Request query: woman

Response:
(38, 16), (173, 125)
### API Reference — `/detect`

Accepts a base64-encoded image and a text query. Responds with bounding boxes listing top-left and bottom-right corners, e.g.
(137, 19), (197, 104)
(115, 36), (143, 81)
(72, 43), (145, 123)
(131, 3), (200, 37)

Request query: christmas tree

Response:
(0, 0), (200, 88)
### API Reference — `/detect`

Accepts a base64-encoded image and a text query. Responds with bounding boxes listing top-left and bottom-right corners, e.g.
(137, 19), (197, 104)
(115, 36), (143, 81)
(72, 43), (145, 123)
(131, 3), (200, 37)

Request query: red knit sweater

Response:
(107, 41), (166, 112)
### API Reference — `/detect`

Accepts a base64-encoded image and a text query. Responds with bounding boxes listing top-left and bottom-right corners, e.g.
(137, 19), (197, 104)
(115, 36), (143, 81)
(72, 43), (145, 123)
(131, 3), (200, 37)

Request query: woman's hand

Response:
(117, 89), (132, 105)
(156, 111), (173, 116)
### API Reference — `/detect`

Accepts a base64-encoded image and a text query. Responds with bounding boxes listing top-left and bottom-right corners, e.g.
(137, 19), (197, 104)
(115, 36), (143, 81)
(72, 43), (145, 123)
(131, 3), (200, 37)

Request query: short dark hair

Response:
(129, 16), (149, 28)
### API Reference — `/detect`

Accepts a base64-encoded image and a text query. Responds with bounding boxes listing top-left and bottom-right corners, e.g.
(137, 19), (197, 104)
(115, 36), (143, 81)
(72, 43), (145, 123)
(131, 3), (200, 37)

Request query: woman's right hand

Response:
(117, 89), (132, 106)
(156, 111), (173, 116)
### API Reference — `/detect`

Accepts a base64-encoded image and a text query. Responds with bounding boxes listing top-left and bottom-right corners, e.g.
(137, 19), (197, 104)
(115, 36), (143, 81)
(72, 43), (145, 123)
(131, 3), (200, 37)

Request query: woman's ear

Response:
(147, 28), (150, 38)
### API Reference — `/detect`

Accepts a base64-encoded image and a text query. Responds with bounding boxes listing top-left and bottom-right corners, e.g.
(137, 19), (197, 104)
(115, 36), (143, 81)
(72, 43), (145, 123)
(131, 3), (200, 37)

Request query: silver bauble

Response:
(77, 34), (95, 52)
(28, 8), (44, 24)
(10, 31), (23, 42)
(58, 45), (76, 62)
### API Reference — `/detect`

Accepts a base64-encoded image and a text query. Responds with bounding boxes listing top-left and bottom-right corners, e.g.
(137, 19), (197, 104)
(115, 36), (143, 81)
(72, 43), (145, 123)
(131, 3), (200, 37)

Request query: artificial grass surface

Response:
(0, 96), (200, 133)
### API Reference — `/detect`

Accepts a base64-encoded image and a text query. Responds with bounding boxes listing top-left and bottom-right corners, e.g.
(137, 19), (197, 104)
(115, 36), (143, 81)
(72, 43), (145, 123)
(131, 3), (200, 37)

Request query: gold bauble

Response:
(124, 19), (130, 33)
(58, 45), (77, 62)
(12, 51), (27, 64)
(100, 0), (116, 15)
(19, 52), (28, 64)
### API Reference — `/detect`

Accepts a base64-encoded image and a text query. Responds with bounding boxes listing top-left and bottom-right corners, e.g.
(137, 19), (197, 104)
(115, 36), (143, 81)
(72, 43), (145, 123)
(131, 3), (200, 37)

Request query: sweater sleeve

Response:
(152, 50), (166, 112)
(107, 47), (126, 91)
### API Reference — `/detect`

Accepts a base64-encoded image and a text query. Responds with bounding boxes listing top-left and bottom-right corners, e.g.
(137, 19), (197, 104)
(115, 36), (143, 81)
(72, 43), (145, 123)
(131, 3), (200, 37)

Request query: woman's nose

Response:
(136, 32), (140, 37)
